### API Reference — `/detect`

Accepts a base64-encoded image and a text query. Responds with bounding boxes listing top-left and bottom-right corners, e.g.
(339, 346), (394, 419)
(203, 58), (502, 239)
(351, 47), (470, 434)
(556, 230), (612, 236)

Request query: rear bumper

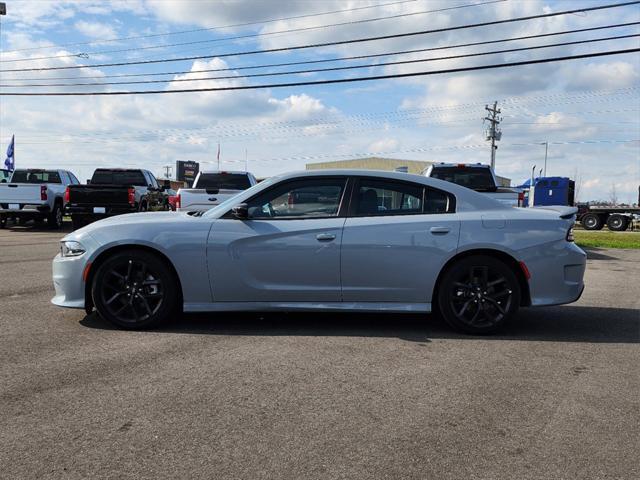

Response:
(0, 204), (51, 215)
(65, 205), (137, 217)
(522, 241), (587, 307)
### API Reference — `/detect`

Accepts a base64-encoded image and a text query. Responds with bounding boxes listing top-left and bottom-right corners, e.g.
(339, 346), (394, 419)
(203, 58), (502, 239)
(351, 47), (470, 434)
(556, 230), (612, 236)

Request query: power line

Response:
(0, 0), (419, 54)
(4, 34), (636, 88)
(3, 1), (638, 73)
(7, 21), (637, 82)
(0, 1), (506, 63)
(1, 88), (637, 143)
(2, 48), (638, 96)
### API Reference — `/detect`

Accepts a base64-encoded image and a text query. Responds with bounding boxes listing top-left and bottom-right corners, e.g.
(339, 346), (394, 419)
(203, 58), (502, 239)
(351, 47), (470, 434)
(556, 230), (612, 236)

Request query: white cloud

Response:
(565, 62), (640, 92)
(74, 20), (118, 39)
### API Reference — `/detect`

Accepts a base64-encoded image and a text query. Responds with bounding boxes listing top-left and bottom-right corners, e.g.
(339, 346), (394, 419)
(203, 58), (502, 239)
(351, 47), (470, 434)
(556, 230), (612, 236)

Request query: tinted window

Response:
(354, 179), (423, 216)
(425, 188), (452, 213)
(197, 173), (252, 190)
(430, 166), (496, 191)
(11, 170), (61, 184)
(68, 172), (80, 185)
(147, 172), (159, 188)
(247, 178), (346, 219)
(91, 170), (147, 186)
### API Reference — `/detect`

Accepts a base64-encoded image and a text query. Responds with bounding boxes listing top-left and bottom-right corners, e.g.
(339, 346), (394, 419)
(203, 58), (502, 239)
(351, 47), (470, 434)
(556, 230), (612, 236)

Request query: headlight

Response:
(60, 240), (86, 257)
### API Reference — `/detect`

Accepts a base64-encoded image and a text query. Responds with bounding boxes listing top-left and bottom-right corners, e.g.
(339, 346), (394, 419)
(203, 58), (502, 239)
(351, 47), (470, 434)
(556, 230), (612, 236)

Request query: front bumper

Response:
(51, 252), (89, 309)
(522, 241), (587, 307)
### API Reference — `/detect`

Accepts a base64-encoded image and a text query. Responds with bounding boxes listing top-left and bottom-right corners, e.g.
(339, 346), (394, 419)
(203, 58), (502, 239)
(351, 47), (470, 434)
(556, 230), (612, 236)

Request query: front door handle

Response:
(316, 233), (336, 242)
(430, 226), (450, 235)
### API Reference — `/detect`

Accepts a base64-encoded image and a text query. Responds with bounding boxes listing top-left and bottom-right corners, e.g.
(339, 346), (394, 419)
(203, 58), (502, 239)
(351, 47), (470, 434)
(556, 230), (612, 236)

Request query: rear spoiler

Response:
(532, 205), (578, 219)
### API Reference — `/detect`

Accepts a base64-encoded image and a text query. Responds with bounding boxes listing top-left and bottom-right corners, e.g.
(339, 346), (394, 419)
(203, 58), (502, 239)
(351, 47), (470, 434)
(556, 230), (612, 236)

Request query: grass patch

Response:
(574, 230), (640, 249)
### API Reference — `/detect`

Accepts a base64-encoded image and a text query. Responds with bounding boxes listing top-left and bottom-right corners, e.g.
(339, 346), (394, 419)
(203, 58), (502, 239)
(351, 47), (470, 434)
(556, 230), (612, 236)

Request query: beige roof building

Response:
(306, 157), (511, 186)
(306, 157), (434, 175)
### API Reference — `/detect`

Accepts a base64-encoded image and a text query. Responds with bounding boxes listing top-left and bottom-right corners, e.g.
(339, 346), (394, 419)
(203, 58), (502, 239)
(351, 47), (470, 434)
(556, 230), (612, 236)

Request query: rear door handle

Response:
(316, 233), (336, 242)
(430, 226), (450, 234)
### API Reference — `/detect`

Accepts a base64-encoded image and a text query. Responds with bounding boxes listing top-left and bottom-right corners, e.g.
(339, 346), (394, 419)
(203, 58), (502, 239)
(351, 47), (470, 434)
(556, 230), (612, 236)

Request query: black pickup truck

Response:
(65, 168), (170, 229)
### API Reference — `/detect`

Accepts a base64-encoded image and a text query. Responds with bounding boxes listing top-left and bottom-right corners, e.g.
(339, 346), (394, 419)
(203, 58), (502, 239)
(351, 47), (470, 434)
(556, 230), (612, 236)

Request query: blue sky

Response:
(0, 0), (638, 202)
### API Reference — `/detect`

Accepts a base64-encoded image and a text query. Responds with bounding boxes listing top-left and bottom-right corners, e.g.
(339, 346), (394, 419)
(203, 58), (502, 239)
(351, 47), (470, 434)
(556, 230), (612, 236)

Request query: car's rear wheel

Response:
(92, 250), (178, 329)
(437, 255), (521, 334)
(48, 203), (63, 229)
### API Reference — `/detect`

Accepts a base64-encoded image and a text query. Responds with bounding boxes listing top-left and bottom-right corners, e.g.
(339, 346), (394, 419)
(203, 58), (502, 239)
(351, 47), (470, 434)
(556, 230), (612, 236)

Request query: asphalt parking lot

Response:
(1, 225), (638, 480)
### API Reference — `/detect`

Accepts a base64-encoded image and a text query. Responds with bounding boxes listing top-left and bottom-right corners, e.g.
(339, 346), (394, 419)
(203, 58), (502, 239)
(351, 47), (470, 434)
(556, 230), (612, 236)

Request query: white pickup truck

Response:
(0, 168), (80, 228)
(177, 171), (257, 212)
(423, 163), (521, 207)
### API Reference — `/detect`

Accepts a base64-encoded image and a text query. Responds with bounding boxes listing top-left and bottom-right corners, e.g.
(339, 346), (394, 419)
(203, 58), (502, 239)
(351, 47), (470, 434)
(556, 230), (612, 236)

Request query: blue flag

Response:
(4, 135), (14, 171)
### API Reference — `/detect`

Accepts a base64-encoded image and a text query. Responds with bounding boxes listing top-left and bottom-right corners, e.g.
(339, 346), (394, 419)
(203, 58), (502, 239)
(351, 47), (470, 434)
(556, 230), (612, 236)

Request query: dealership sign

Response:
(176, 160), (199, 187)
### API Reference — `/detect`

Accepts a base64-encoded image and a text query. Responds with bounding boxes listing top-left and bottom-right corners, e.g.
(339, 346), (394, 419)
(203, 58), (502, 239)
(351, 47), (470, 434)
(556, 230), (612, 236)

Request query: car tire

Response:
(606, 214), (628, 232)
(92, 249), (178, 329)
(0, 215), (6, 229)
(48, 202), (63, 229)
(581, 213), (603, 230)
(437, 255), (521, 335)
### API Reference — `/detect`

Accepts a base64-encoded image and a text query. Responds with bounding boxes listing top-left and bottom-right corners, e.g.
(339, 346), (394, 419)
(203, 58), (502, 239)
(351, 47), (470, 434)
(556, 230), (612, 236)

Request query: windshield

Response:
(91, 170), (147, 186)
(202, 176), (277, 218)
(10, 170), (61, 184)
(196, 173), (252, 190)
(430, 167), (496, 191)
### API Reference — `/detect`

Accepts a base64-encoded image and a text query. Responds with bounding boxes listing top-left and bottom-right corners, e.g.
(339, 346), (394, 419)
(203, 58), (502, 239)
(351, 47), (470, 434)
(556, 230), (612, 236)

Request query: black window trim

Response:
(348, 176), (456, 217)
(223, 175), (352, 220)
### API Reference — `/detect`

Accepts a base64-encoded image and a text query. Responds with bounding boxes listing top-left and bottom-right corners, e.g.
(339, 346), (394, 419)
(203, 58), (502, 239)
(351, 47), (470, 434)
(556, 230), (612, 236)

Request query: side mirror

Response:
(231, 203), (249, 220)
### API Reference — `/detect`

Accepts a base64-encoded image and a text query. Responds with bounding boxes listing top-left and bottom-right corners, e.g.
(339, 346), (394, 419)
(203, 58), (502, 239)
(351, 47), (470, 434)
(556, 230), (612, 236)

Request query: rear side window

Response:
(197, 174), (252, 190)
(354, 179), (423, 216)
(425, 187), (453, 213)
(91, 170), (147, 186)
(11, 170), (61, 184)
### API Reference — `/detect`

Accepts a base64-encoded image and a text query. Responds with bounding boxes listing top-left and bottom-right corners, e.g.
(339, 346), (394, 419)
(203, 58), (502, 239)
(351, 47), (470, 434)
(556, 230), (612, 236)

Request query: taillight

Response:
(127, 187), (135, 206)
(519, 261), (531, 280)
(40, 185), (47, 201)
(64, 186), (70, 203)
(176, 194), (181, 209)
(566, 227), (575, 242)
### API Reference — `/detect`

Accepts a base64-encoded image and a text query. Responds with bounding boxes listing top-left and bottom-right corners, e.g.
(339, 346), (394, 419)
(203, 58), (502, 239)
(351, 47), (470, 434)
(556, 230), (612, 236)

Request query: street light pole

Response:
(542, 141), (548, 177)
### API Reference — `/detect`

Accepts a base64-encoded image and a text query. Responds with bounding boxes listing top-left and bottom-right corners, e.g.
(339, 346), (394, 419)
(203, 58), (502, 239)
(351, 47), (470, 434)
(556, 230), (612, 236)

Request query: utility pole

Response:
(542, 141), (548, 177)
(484, 101), (501, 169)
(163, 165), (172, 179)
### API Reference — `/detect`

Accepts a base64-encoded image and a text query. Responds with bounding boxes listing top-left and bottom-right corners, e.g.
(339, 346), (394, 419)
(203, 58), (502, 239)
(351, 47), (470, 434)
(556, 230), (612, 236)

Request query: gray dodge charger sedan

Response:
(52, 170), (586, 334)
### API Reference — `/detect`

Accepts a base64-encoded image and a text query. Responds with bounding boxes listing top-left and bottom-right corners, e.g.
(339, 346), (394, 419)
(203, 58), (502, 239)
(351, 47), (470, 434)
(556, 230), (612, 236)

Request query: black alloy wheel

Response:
(438, 255), (521, 334)
(92, 250), (178, 329)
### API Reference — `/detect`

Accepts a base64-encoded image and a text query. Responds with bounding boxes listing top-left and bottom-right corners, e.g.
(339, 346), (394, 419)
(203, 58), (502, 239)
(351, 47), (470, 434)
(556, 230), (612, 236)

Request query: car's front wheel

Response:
(92, 250), (178, 329)
(437, 255), (521, 334)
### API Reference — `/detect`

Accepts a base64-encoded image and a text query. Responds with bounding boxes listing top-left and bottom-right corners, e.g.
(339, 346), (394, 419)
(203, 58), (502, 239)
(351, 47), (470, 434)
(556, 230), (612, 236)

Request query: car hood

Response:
(63, 212), (195, 242)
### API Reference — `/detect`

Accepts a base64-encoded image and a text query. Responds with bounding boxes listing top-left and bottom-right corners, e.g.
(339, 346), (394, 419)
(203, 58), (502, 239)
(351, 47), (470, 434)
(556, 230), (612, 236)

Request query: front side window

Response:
(354, 179), (423, 216)
(246, 178), (347, 219)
